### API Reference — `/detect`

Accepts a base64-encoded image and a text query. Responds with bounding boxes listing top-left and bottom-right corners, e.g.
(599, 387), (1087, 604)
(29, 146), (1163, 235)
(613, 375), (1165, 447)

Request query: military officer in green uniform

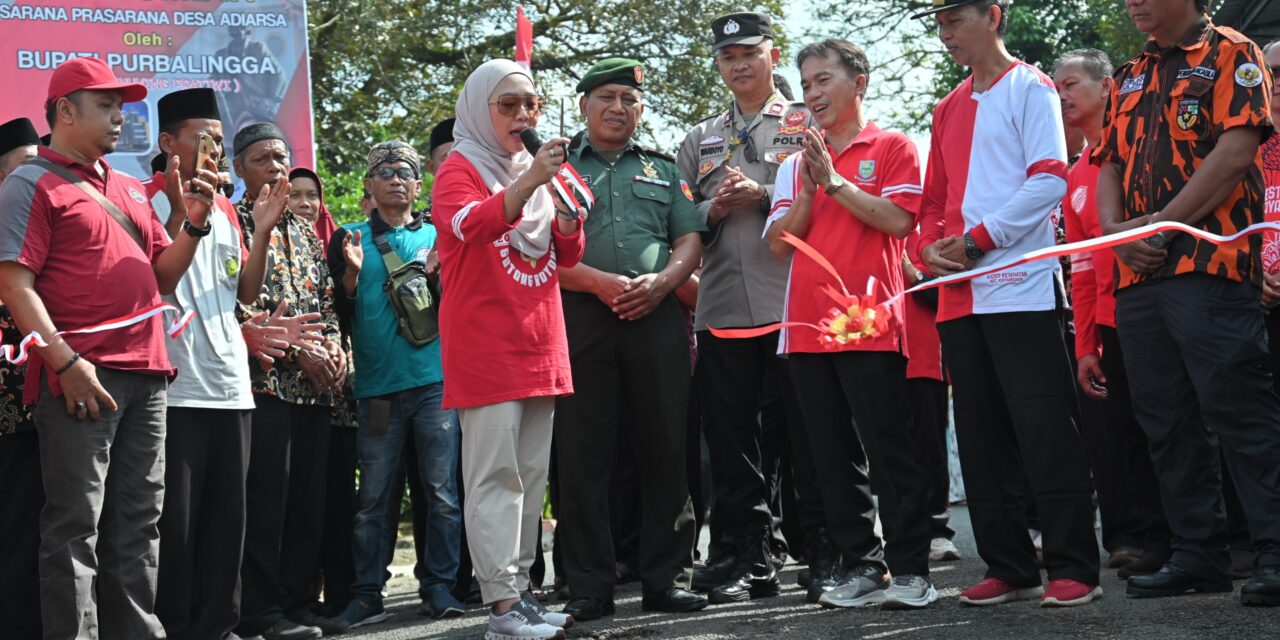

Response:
(675, 12), (829, 604)
(555, 58), (707, 622)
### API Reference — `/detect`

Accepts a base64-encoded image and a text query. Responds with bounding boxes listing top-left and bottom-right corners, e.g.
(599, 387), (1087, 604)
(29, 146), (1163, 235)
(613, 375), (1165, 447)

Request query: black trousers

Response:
(157, 408), (251, 640)
(321, 426), (357, 612)
(1116, 275), (1280, 577)
(1091, 326), (1169, 552)
(0, 430), (42, 639)
(238, 397), (331, 633)
(555, 294), (696, 599)
(695, 331), (793, 567)
(939, 310), (1100, 587)
(789, 351), (932, 576)
(907, 377), (954, 540)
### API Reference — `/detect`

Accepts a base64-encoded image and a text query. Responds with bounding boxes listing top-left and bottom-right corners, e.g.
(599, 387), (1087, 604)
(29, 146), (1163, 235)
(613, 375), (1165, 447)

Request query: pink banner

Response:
(0, 0), (315, 183)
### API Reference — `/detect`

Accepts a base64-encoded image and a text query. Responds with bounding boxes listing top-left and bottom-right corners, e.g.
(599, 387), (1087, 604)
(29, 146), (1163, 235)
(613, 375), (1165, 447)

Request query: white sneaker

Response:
(521, 590), (573, 628)
(881, 575), (940, 609)
(929, 537), (962, 562)
(485, 601), (565, 640)
(818, 566), (889, 608)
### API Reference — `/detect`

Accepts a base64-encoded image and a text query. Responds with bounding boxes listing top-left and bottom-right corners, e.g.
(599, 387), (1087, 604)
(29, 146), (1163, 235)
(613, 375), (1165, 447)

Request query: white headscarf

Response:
(453, 59), (554, 259)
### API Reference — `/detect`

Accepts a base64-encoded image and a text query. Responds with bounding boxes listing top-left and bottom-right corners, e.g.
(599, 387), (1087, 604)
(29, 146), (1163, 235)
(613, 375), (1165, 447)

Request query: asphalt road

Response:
(340, 507), (1280, 640)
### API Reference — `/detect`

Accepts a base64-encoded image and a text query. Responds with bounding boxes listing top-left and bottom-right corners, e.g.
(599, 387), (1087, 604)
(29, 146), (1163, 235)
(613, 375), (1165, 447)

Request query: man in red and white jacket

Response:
(1055, 49), (1171, 578)
(913, 0), (1100, 607)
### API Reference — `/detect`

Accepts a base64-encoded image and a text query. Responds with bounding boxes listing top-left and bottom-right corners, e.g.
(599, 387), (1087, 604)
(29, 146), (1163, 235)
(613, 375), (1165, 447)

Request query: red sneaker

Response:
(959, 578), (1044, 606)
(1041, 579), (1103, 607)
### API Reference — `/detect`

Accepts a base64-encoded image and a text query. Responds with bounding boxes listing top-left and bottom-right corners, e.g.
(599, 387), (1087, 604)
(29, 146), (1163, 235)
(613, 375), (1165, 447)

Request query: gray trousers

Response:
(35, 368), (167, 640)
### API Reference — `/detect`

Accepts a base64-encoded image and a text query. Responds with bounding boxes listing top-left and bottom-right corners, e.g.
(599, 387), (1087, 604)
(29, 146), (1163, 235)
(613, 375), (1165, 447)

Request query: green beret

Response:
(575, 57), (644, 95)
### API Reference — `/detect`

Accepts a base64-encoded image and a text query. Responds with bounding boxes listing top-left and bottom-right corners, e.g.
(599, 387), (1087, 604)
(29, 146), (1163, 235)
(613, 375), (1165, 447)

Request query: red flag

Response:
(515, 6), (533, 69)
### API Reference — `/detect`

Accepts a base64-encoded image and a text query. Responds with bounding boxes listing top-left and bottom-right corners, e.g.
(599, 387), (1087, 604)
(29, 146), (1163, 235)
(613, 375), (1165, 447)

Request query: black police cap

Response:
(711, 12), (773, 51)
(911, 0), (983, 20)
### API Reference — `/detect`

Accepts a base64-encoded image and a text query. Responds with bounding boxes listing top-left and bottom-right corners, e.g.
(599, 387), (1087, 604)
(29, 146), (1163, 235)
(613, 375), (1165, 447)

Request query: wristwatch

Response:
(182, 219), (212, 238)
(823, 173), (847, 196)
(1144, 232), (1170, 249)
(963, 232), (984, 261)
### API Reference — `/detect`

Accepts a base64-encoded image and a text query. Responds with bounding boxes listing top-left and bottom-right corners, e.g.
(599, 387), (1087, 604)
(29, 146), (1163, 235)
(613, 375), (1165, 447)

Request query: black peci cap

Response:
(158, 88), (222, 129)
(429, 118), (455, 154)
(0, 117), (40, 157)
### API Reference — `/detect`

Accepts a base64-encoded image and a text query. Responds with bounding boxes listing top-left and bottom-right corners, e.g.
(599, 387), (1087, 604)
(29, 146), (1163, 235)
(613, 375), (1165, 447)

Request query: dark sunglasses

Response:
(489, 95), (545, 117)
(737, 127), (759, 163)
(370, 166), (417, 181)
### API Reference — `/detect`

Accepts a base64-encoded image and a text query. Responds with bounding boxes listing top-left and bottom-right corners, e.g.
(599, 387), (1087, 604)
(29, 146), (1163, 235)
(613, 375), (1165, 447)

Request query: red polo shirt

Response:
(1062, 148), (1114, 360)
(0, 147), (173, 403)
(767, 123), (923, 355)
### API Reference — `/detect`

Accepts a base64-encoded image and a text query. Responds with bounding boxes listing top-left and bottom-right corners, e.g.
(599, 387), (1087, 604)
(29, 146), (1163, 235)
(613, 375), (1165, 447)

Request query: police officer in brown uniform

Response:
(675, 12), (828, 603)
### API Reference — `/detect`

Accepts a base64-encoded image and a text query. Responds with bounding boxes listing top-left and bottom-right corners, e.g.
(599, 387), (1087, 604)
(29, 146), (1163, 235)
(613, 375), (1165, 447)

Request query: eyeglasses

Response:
(489, 95), (545, 117)
(370, 166), (416, 181)
(737, 127), (759, 163)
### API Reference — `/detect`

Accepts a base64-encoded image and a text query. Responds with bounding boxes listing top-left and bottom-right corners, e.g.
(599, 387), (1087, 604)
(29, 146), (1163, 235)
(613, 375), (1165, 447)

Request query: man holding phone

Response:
(140, 88), (315, 640)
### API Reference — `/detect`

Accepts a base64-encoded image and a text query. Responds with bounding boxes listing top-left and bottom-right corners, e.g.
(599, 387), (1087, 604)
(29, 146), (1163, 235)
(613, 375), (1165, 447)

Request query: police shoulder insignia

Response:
(698, 160), (714, 175)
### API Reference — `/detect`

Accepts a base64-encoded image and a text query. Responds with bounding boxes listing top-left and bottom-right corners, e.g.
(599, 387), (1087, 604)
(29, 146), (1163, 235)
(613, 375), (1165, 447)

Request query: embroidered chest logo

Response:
(1071, 186), (1088, 213)
(1119, 74), (1146, 95)
(494, 234), (557, 288)
(1176, 99), (1200, 130)
(128, 188), (147, 204)
(785, 112), (806, 126)
(700, 135), (725, 146)
(857, 160), (876, 182)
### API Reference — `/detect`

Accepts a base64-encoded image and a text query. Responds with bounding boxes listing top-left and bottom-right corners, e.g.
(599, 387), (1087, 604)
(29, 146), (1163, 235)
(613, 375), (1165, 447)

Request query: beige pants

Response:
(459, 397), (555, 604)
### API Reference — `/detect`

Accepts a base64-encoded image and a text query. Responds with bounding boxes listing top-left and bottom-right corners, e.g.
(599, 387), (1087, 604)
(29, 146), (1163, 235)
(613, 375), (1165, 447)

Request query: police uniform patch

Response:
(767, 102), (784, 116)
(700, 135), (725, 146)
(771, 135), (803, 147)
(700, 145), (724, 157)
(1236, 63), (1264, 88)
(1176, 99), (1200, 130)
(1120, 74), (1146, 95)
(699, 160), (714, 175)
(785, 112), (806, 126)
(777, 124), (805, 135)
(776, 151), (791, 163)
(681, 180), (694, 201)
(129, 188), (147, 203)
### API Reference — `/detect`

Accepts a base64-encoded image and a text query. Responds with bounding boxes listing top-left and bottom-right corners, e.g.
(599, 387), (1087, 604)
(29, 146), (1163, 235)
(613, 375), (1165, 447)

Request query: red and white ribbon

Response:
(0, 302), (195, 366)
(890, 219), (1280, 304)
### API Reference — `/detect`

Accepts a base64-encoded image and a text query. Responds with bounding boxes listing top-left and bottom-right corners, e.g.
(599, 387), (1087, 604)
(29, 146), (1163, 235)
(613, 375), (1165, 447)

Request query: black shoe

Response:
(286, 609), (346, 635)
(641, 587), (709, 613)
(1118, 544), (1172, 579)
(556, 583), (572, 601)
(561, 597), (615, 621)
(1127, 563), (1232, 598)
(708, 566), (781, 604)
(260, 620), (322, 640)
(797, 568), (811, 589)
(1242, 567), (1280, 606)
(692, 554), (738, 592)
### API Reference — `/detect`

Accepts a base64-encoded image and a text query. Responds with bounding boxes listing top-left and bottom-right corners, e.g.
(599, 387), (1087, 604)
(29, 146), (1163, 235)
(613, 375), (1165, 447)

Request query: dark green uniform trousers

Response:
(555, 293), (696, 600)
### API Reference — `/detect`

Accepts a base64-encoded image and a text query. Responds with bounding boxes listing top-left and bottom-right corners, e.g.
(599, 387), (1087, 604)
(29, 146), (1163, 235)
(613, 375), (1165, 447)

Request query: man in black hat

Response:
(428, 117), (456, 175)
(675, 11), (826, 605)
(0, 115), (42, 640)
(0, 117), (38, 182)
(140, 88), (298, 640)
(232, 122), (344, 640)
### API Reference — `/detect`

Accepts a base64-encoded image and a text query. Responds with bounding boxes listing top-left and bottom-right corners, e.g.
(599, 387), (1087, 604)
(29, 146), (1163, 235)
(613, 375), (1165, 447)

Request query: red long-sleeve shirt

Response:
(431, 154), (585, 409)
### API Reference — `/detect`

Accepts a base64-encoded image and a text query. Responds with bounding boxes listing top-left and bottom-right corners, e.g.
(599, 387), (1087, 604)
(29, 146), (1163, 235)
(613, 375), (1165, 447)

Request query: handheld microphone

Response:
(519, 128), (543, 156)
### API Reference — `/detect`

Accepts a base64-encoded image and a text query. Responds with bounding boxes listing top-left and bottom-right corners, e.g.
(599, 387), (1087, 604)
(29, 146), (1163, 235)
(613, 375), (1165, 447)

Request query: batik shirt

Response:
(237, 200), (340, 406)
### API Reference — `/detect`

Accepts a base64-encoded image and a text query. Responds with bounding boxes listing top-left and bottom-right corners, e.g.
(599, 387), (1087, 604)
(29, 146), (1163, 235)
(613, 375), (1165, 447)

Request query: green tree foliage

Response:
(806, 0), (1188, 131)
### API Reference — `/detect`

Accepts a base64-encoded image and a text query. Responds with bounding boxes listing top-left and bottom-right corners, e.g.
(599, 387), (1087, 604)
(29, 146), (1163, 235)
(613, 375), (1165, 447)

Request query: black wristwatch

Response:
(182, 218), (212, 238)
(1144, 232), (1170, 249)
(963, 232), (984, 261)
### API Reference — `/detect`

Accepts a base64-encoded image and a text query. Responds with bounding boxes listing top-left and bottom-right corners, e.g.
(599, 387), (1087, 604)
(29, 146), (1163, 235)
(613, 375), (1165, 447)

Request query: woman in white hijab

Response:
(431, 59), (584, 640)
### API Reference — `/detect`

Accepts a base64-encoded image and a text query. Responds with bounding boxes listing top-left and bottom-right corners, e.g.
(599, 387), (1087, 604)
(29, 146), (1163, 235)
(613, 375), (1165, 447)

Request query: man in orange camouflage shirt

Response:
(1095, 0), (1280, 606)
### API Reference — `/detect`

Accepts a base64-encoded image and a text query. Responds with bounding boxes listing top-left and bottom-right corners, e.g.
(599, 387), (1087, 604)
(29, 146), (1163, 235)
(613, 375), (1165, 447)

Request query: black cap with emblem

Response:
(711, 12), (773, 51)
(911, 0), (982, 19)
(0, 117), (40, 158)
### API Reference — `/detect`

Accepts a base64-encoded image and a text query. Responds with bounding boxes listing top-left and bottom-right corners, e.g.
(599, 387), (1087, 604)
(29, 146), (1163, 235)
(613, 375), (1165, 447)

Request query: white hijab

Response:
(453, 59), (554, 259)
